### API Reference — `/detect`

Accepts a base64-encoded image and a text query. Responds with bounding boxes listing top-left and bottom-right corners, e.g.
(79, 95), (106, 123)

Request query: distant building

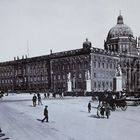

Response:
(0, 14), (140, 93)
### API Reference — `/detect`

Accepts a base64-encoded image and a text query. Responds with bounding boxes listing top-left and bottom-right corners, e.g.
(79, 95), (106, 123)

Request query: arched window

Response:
(102, 63), (104, 68)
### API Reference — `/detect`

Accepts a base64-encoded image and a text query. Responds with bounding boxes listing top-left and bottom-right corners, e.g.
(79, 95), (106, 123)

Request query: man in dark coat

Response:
(37, 93), (43, 105)
(32, 94), (37, 107)
(42, 106), (49, 122)
(106, 104), (111, 119)
(100, 105), (105, 118)
(88, 102), (91, 113)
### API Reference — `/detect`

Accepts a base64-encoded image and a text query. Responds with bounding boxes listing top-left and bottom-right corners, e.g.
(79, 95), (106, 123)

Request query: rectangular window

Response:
(94, 73), (96, 78)
(98, 62), (100, 68)
(58, 75), (61, 80)
(63, 75), (65, 79)
(102, 63), (104, 68)
(94, 62), (96, 68)
(54, 75), (56, 80)
(106, 64), (108, 69)
(114, 64), (116, 69)
(110, 64), (112, 69)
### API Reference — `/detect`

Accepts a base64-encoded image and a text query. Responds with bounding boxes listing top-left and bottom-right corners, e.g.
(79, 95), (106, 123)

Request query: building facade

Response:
(0, 14), (140, 93)
(104, 14), (140, 91)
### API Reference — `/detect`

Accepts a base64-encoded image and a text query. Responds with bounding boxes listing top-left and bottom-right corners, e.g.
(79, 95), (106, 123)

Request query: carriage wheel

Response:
(111, 105), (116, 111)
(134, 101), (140, 106)
(121, 102), (127, 111)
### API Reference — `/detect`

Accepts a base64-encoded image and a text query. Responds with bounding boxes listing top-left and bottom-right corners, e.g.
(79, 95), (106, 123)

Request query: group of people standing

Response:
(88, 101), (111, 119)
(98, 103), (111, 119)
(44, 92), (50, 98)
(32, 93), (43, 107)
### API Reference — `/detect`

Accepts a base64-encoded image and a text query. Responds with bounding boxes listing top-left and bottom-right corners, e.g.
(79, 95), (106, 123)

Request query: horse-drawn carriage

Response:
(95, 91), (140, 112)
(107, 97), (127, 111)
(94, 91), (128, 111)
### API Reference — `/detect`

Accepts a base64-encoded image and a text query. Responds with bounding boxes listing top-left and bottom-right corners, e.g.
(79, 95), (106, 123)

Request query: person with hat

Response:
(32, 94), (37, 107)
(42, 105), (49, 122)
(88, 101), (91, 113)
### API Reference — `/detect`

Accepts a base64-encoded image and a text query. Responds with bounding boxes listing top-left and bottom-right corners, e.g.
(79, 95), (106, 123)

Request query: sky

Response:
(0, 0), (140, 62)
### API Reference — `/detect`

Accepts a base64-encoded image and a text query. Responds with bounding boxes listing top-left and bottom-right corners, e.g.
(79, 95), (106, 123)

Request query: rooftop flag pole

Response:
(27, 40), (29, 58)
(119, 10), (121, 15)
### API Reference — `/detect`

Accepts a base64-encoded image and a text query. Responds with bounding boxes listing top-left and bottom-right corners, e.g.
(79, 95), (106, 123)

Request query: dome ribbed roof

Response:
(107, 15), (133, 39)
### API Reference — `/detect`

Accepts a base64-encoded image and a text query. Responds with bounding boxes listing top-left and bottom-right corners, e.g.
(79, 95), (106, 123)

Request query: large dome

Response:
(107, 15), (133, 39)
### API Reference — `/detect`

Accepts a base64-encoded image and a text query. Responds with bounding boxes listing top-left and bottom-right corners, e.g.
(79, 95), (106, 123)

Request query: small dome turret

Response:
(117, 14), (124, 24)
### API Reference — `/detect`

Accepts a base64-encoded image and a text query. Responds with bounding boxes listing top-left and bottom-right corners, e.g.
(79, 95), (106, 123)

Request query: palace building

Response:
(0, 14), (140, 94)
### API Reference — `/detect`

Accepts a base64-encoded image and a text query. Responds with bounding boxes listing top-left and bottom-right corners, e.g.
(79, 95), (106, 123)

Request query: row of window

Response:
(28, 63), (48, 70)
(0, 75), (48, 84)
(0, 79), (13, 84)
(52, 62), (88, 72)
(0, 71), (13, 77)
(94, 81), (113, 89)
(93, 62), (116, 69)
(0, 68), (48, 77)
(28, 68), (48, 74)
(29, 83), (48, 89)
(53, 73), (83, 80)
(94, 72), (115, 78)
(29, 75), (48, 82)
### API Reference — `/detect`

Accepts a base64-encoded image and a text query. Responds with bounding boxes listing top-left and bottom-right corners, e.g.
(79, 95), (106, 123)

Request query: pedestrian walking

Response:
(32, 94), (37, 107)
(37, 93), (43, 105)
(106, 104), (111, 119)
(88, 102), (91, 113)
(47, 92), (50, 98)
(44, 93), (47, 98)
(42, 106), (49, 122)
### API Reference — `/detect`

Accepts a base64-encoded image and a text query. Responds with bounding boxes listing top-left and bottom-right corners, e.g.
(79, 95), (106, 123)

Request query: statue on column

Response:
(116, 64), (122, 77)
(67, 72), (72, 92)
(85, 70), (91, 92)
(67, 72), (71, 81)
(85, 70), (90, 80)
(114, 64), (123, 91)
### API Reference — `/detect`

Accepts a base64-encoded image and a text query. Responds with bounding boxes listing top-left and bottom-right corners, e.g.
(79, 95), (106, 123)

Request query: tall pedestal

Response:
(86, 79), (91, 92)
(113, 76), (122, 91)
(67, 81), (72, 92)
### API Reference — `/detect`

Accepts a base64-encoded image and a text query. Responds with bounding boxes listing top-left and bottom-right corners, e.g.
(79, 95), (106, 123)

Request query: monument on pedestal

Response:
(85, 70), (91, 92)
(113, 64), (122, 91)
(67, 72), (72, 92)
